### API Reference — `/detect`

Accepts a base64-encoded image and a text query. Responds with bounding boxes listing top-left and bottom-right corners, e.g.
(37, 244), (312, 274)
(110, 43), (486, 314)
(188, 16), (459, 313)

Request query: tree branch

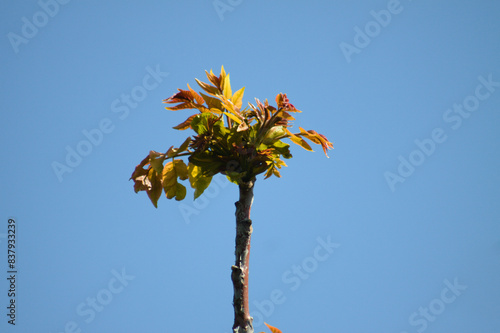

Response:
(232, 178), (255, 333)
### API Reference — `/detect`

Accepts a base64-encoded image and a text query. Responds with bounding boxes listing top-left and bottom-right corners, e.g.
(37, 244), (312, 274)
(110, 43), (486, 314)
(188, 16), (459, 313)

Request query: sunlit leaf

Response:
(223, 111), (242, 124)
(298, 127), (322, 144)
(205, 70), (221, 90)
(275, 93), (301, 112)
(223, 73), (232, 99)
(200, 92), (223, 110)
(287, 130), (313, 151)
(190, 113), (209, 134)
(220, 65), (226, 84)
(195, 78), (219, 96)
(173, 114), (197, 130)
(292, 135), (313, 151)
(161, 160), (189, 201)
(264, 323), (282, 333)
(187, 83), (204, 105)
(188, 163), (213, 199)
(297, 127), (334, 157)
(161, 162), (176, 187)
(231, 86), (245, 109)
(269, 140), (292, 158)
(164, 101), (198, 111)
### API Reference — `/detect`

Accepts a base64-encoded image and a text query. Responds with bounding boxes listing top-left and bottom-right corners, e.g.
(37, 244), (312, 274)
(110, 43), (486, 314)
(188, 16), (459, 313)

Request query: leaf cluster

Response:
(130, 66), (333, 207)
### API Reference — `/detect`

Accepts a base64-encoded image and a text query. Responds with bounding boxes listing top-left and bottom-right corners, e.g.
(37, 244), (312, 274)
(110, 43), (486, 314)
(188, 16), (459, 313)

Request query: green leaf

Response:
(167, 183), (186, 201)
(165, 138), (192, 159)
(177, 137), (192, 155)
(188, 151), (223, 175)
(262, 125), (286, 145)
(149, 150), (166, 174)
(270, 140), (292, 159)
(190, 114), (208, 134)
(188, 163), (212, 199)
(174, 159), (189, 180)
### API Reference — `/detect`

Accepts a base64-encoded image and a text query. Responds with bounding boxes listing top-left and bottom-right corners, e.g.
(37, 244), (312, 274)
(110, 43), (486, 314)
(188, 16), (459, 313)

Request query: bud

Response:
(262, 126), (286, 145)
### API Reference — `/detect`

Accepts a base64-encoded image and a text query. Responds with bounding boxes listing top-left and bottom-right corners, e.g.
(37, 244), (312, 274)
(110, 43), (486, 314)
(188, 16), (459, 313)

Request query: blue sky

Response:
(1, 1), (499, 332)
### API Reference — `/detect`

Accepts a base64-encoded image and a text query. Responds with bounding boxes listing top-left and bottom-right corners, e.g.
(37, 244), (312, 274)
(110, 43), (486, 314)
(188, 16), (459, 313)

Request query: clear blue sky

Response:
(1, 1), (499, 332)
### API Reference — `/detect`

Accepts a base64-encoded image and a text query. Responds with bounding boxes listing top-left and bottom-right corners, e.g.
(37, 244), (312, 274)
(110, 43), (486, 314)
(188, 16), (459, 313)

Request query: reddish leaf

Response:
(205, 69), (222, 90)
(199, 92), (223, 110)
(298, 127), (334, 157)
(264, 323), (282, 333)
(146, 169), (162, 208)
(275, 93), (300, 112)
(173, 114), (197, 130)
(195, 78), (219, 96)
(187, 83), (204, 105)
(288, 131), (313, 151)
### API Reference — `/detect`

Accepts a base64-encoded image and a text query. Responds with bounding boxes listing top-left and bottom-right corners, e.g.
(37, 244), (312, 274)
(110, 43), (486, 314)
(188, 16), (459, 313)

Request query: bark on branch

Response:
(232, 178), (255, 333)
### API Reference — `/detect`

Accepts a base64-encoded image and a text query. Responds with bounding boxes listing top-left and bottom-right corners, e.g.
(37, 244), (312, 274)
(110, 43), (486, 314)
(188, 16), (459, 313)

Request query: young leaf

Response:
(190, 113), (209, 134)
(174, 159), (189, 180)
(149, 150), (166, 175)
(146, 169), (163, 208)
(186, 83), (204, 105)
(220, 65), (226, 85)
(264, 157), (287, 179)
(287, 129), (313, 151)
(263, 323), (282, 333)
(178, 137), (192, 153)
(262, 125), (286, 145)
(298, 127), (334, 157)
(161, 160), (189, 201)
(223, 73), (232, 99)
(188, 163), (212, 199)
(130, 155), (152, 192)
(231, 86), (245, 109)
(166, 182), (186, 201)
(200, 92), (223, 110)
(173, 114), (197, 130)
(205, 69), (222, 90)
(275, 93), (301, 112)
(195, 78), (219, 96)
(223, 111), (242, 124)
